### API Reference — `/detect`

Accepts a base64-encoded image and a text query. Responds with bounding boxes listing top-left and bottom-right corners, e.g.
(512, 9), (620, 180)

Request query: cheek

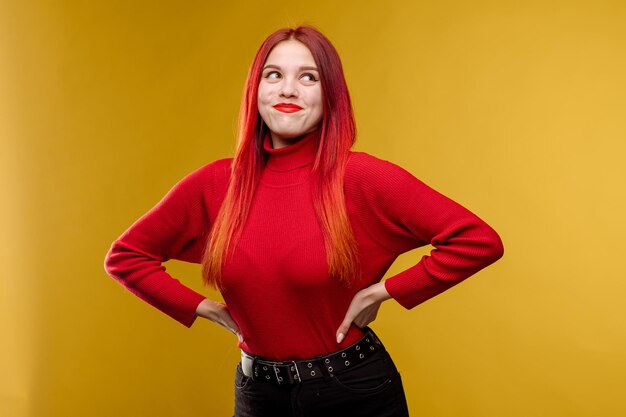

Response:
(257, 82), (277, 103)
(257, 90), (271, 119)
(311, 92), (324, 120)
(257, 88), (268, 106)
(311, 90), (323, 112)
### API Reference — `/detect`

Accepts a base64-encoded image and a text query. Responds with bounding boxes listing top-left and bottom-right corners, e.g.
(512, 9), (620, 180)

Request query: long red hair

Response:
(202, 25), (360, 290)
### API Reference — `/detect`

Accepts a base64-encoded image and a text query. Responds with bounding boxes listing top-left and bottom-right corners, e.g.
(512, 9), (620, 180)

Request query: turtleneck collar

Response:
(263, 129), (321, 172)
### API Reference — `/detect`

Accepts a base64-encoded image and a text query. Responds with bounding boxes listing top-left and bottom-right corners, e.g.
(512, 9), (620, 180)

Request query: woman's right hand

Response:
(195, 298), (243, 343)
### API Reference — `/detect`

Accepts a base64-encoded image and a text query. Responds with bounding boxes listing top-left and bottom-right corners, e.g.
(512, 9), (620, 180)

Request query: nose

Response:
(279, 76), (298, 98)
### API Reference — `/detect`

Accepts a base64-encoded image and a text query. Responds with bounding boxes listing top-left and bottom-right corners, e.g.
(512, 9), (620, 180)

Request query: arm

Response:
(103, 163), (216, 327)
(337, 153), (504, 337)
(369, 157), (504, 309)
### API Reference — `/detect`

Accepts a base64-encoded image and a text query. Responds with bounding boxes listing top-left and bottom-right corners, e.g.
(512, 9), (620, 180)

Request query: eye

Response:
(301, 73), (318, 82)
(264, 70), (281, 80)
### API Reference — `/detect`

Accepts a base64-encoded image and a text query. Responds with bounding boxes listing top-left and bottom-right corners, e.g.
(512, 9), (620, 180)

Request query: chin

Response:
(274, 129), (307, 139)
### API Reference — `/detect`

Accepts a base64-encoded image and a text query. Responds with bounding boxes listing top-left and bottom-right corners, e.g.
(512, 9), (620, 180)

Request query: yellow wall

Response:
(2, 1), (625, 416)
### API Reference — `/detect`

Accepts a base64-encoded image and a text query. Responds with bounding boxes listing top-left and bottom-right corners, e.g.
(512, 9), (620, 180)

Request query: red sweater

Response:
(104, 129), (504, 360)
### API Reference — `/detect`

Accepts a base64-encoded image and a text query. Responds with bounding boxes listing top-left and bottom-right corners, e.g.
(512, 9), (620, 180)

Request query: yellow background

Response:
(2, 0), (625, 416)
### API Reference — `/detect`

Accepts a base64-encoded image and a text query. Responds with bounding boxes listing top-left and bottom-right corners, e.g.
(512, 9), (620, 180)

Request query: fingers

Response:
(221, 311), (240, 333)
(224, 322), (244, 343)
(336, 295), (361, 343)
(214, 304), (244, 343)
(222, 312), (244, 342)
(336, 289), (384, 343)
(336, 315), (353, 344)
(197, 299), (244, 342)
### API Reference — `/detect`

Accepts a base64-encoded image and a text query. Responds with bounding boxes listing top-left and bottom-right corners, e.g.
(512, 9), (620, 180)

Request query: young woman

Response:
(104, 25), (504, 417)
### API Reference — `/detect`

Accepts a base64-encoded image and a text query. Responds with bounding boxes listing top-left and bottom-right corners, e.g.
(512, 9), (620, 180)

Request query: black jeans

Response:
(233, 334), (409, 417)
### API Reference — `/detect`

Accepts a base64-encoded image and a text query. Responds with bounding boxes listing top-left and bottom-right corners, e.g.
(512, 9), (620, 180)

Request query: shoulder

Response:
(187, 157), (232, 179)
(344, 151), (445, 214)
(345, 151), (420, 191)
(163, 157), (233, 202)
(177, 157), (233, 187)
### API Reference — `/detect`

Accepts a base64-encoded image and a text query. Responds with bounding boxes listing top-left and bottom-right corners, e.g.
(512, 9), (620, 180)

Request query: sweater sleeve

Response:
(103, 163), (217, 327)
(349, 153), (504, 310)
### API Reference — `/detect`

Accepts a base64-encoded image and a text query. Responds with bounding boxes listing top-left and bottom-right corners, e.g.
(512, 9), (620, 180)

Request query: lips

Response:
(273, 103), (303, 113)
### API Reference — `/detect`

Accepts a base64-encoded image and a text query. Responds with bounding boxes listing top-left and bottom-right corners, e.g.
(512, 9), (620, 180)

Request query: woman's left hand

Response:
(335, 282), (392, 344)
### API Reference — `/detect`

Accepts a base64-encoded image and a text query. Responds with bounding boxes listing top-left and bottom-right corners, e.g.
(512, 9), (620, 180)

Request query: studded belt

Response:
(240, 327), (385, 386)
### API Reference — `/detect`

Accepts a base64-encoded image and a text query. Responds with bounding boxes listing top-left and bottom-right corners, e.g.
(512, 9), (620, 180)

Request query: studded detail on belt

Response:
(240, 327), (385, 386)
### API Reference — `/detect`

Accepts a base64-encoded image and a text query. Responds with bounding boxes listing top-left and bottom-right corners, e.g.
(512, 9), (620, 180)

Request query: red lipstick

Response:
(273, 103), (303, 113)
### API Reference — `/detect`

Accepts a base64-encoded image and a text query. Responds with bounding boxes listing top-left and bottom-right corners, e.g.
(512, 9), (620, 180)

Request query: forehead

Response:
(264, 40), (316, 66)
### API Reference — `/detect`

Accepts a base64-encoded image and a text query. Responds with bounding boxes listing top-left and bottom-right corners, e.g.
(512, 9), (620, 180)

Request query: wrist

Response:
(368, 282), (392, 303)
(195, 298), (221, 319)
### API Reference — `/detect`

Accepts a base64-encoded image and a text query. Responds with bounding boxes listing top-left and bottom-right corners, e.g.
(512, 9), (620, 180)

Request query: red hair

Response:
(202, 25), (360, 289)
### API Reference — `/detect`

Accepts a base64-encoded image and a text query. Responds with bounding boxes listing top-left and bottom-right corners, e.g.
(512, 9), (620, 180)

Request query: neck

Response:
(270, 130), (315, 149)
(263, 129), (321, 172)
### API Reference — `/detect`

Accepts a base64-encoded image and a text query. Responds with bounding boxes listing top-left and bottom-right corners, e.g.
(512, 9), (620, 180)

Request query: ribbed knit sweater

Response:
(104, 129), (504, 360)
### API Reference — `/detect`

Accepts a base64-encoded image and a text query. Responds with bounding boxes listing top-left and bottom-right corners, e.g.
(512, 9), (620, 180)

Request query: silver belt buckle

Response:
(241, 350), (254, 378)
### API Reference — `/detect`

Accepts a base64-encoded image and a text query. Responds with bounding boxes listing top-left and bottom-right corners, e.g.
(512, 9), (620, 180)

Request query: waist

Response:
(240, 326), (386, 385)
(238, 325), (366, 360)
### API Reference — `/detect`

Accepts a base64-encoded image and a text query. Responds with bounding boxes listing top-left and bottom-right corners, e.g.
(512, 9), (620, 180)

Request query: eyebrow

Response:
(262, 64), (319, 71)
